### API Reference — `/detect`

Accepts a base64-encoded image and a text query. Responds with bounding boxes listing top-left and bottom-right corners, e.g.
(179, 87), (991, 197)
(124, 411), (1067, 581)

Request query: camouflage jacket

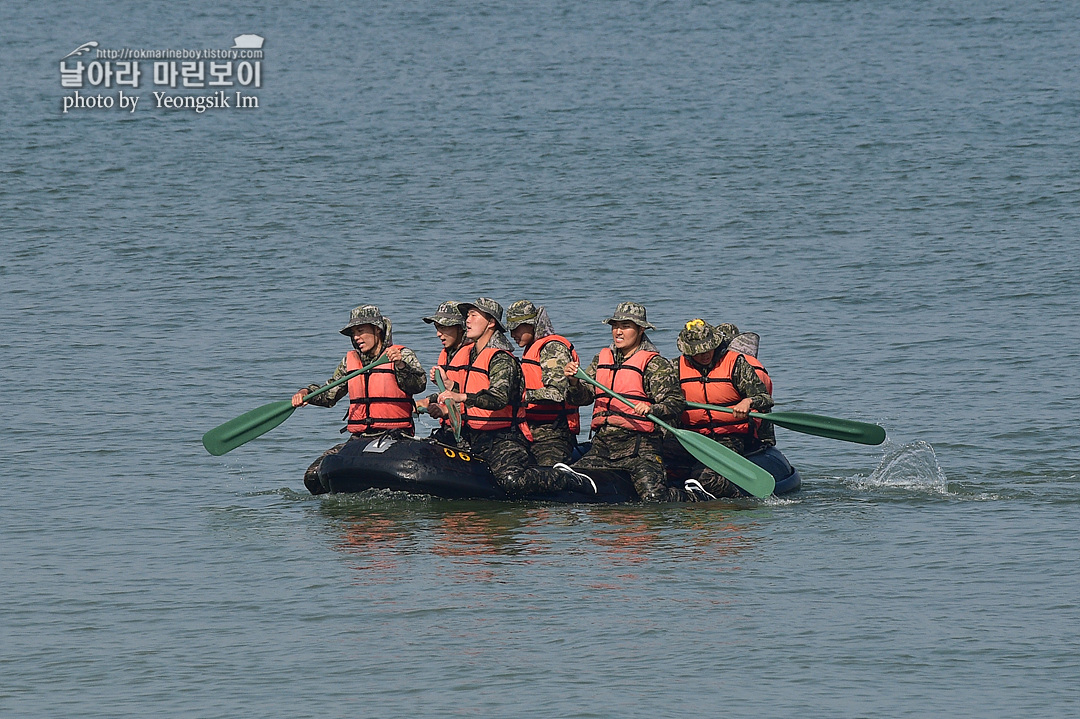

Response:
(423, 338), (469, 405)
(566, 347), (686, 445)
(454, 344), (522, 412)
(684, 353), (774, 413)
(733, 353), (777, 446)
(521, 338), (578, 435)
(683, 352), (776, 451)
(523, 337), (575, 405)
(303, 346), (426, 408)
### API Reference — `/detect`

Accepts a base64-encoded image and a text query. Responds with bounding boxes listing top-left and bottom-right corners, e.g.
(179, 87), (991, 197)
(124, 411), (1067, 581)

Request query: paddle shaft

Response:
(684, 400), (886, 445)
(433, 368), (463, 442)
(201, 354), (392, 456)
(301, 354), (391, 404)
(687, 401), (767, 421)
(572, 370), (675, 432)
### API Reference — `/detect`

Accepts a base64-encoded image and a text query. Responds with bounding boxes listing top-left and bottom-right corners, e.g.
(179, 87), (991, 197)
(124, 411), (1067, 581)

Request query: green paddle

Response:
(202, 355), (391, 456)
(685, 402), (886, 445)
(574, 369), (775, 498)
(433, 368), (463, 443)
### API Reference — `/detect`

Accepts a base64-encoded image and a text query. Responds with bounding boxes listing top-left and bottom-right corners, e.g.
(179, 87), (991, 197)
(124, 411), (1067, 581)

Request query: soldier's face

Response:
(465, 308), (495, 341)
(350, 324), (380, 353)
(610, 321), (642, 350)
(511, 324), (535, 348)
(435, 324), (463, 349)
(692, 349), (715, 365)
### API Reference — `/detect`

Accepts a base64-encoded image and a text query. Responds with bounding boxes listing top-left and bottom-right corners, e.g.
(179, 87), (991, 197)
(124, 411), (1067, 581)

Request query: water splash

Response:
(763, 493), (801, 507)
(856, 440), (950, 494)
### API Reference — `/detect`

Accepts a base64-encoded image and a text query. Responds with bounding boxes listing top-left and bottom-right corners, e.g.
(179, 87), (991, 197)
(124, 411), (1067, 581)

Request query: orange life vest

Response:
(447, 344), (524, 432)
(521, 335), (581, 433)
(434, 345), (459, 430)
(591, 347), (659, 433)
(678, 350), (772, 437)
(345, 348), (415, 433)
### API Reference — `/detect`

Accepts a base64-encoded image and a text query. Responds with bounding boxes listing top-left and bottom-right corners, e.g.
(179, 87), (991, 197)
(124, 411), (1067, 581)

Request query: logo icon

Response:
(63, 41), (99, 59)
(231, 34), (264, 49)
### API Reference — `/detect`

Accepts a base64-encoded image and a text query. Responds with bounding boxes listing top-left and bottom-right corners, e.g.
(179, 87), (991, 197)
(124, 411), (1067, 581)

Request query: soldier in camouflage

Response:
(669, 319), (774, 500)
(292, 305), (426, 493)
(561, 302), (687, 502)
(506, 300), (581, 466)
(436, 298), (584, 498)
(416, 300), (470, 443)
(715, 322), (776, 447)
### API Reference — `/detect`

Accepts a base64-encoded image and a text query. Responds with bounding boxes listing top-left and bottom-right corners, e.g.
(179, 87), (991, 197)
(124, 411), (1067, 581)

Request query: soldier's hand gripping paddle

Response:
(433, 367), (463, 443)
(684, 402), (886, 445)
(202, 355), (391, 456)
(573, 369), (775, 498)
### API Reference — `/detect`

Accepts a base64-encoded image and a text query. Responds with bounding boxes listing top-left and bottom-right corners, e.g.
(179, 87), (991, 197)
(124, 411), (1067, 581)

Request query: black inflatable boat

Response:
(310, 434), (801, 502)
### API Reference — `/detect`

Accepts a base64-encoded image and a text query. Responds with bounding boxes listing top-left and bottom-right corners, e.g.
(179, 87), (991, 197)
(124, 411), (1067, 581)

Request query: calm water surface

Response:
(2, 1), (1079, 717)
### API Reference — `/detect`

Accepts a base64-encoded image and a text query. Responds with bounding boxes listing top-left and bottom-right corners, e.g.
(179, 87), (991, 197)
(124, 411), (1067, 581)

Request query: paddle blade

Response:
(684, 401), (887, 446)
(202, 400), (296, 456)
(671, 427), (776, 498)
(765, 411), (886, 445)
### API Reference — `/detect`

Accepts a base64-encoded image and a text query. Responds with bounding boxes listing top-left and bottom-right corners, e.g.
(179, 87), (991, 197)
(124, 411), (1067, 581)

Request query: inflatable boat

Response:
(309, 434), (801, 502)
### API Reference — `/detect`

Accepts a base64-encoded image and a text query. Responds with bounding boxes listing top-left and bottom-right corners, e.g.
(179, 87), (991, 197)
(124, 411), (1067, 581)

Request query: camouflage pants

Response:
(573, 431), (683, 502)
(462, 427), (566, 498)
(526, 424), (575, 466)
(662, 432), (755, 500)
(685, 463), (746, 499)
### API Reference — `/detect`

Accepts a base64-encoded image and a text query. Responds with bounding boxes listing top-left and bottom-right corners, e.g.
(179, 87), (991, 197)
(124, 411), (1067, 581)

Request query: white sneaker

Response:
(684, 478), (717, 501)
(553, 463), (597, 495)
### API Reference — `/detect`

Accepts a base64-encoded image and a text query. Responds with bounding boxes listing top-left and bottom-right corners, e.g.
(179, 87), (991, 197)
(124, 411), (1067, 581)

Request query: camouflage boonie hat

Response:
(603, 301), (656, 331)
(339, 304), (387, 336)
(677, 318), (724, 356)
(714, 322), (740, 344)
(457, 297), (506, 333)
(505, 300), (539, 331)
(422, 300), (465, 328)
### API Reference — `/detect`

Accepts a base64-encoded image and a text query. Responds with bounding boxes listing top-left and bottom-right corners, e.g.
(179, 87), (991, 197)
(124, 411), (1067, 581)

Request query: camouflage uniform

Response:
(425, 342), (465, 446)
(300, 305), (427, 493)
(667, 319), (774, 499)
(507, 300), (578, 466)
(565, 302), (687, 502)
(450, 298), (568, 497)
(715, 322), (776, 447)
(523, 339), (578, 466)
(714, 354), (774, 451)
(422, 300), (468, 445)
(301, 347), (426, 409)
